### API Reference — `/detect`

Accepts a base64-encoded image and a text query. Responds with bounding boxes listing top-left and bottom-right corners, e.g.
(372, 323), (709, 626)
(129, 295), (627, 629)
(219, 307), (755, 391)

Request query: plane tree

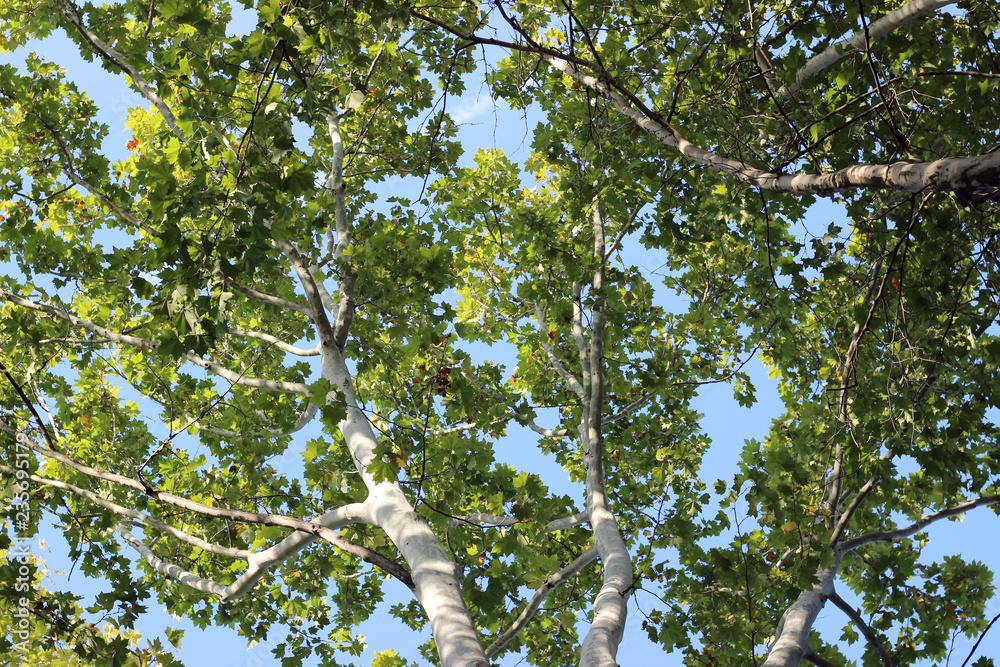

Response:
(1, 1), (999, 666)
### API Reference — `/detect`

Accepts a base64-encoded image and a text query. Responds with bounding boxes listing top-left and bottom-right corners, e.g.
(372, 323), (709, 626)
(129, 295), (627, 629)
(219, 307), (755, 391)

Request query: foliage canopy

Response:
(1, 0), (1000, 666)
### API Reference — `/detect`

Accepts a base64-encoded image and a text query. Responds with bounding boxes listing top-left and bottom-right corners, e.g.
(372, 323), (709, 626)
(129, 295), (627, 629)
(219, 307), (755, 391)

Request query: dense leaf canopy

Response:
(1, 0), (1000, 666)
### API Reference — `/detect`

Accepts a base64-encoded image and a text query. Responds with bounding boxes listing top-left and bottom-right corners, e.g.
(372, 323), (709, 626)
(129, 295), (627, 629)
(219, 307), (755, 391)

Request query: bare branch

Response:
(448, 510), (589, 533)
(116, 524), (229, 598)
(485, 548), (598, 657)
(838, 495), (1000, 553)
(573, 195), (631, 667)
(227, 328), (321, 356)
(603, 392), (654, 425)
(603, 198), (647, 259)
(211, 502), (374, 602)
(0, 464), (251, 558)
(545, 510), (591, 532)
(572, 282), (591, 392)
(703, 585), (749, 596)
(763, 565), (839, 667)
(224, 279), (313, 317)
(66, 173), (158, 236)
(542, 56), (1000, 198)
(326, 113), (356, 348)
(181, 350), (309, 395)
(526, 421), (573, 438)
(778, 0), (957, 97)
(959, 610), (1000, 667)
(428, 421), (481, 436)
(829, 476), (878, 548)
(278, 239), (336, 346)
(0, 289), (155, 349)
(37, 121), (160, 237)
(36, 336), (113, 345)
(827, 258), (887, 517)
(318, 345), (491, 666)
(167, 402), (319, 440)
(0, 359), (59, 450)
(828, 590), (896, 667)
(534, 302), (587, 399)
(54, 0), (186, 140)
(448, 513), (518, 528)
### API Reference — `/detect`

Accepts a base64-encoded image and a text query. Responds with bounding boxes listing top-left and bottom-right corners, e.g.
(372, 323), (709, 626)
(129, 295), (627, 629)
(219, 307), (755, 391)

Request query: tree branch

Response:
(448, 510), (590, 533)
(828, 590), (896, 667)
(414, 5), (999, 198)
(533, 302), (587, 399)
(0, 359), (58, 450)
(829, 208), (919, 520)
(763, 565), (838, 667)
(838, 495), (1000, 553)
(36, 119), (160, 238)
(545, 510), (591, 532)
(54, 0), (186, 140)
(168, 402), (319, 440)
(485, 548), (598, 657)
(0, 463), (251, 559)
(578, 195), (632, 667)
(541, 56), (1000, 198)
(227, 328), (321, 356)
(278, 239), (336, 346)
(326, 113), (356, 349)
(572, 282), (591, 393)
(116, 524), (229, 598)
(207, 502), (375, 602)
(223, 279), (313, 317)
(526, 422), (573, 438)
(603, 392), (654, 425)
(829, 476), (878, 548)
(0, 425), (413, 588)
(778, 0), (957, 97)
(318, 345), (490, 666)
(959, 610), (1000, 667)
(0, 289), (310, 395)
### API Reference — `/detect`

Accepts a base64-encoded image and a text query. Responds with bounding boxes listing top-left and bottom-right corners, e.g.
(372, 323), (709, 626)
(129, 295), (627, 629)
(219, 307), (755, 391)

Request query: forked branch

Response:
(117, 524), (230, 598)
(0, 423), (413, 587)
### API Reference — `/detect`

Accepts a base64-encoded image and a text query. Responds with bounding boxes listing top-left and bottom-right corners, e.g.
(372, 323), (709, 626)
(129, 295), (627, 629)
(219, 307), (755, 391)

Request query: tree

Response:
(1, 0), (999, 666)
(0, 547), (182, 665)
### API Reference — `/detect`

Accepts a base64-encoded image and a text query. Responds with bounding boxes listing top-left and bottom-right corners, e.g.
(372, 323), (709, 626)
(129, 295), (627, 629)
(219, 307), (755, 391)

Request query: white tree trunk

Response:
(762, 564), (839, 667)
(321, 346), (490, 667)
